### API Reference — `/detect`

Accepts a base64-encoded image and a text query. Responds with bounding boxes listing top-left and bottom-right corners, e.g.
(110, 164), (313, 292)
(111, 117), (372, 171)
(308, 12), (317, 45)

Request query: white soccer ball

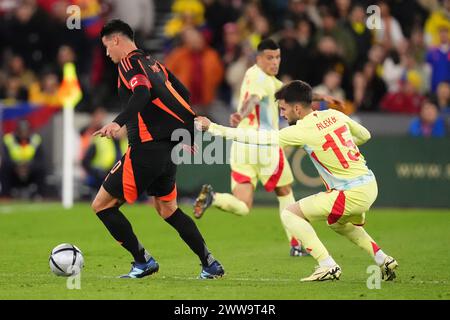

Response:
(49, 243), (84, 277)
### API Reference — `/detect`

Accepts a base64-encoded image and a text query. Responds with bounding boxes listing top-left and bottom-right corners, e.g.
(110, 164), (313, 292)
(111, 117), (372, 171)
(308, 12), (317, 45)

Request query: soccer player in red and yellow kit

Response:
(196, 80), (398, 282)
(194, 39), (342, 257)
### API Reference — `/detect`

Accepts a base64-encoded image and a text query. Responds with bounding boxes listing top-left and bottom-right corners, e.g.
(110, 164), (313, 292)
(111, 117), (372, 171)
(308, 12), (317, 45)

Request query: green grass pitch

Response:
(0, 203), (449, 300)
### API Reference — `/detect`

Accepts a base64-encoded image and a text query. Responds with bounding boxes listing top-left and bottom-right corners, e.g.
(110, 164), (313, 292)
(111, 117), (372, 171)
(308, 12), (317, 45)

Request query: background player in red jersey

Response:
(92, 19), (224, 279)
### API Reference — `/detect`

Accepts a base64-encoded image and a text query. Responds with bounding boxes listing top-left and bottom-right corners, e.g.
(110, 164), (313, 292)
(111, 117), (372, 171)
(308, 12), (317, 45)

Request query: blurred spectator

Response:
(0, 119), (46, 199)
(226, 41), (255, 110)
(165, 28), (224, 109)
(367, 44), (386, 73)
(203, 0), (241, 49)
(313, 69), (345, 101)
(384, 41), (430, 95)
(405, 53), (430, 94)
(218, 22), (242, 104)
(7, 54), (36, 88)
(284, 0), (322, 28)
(82, 128), (127, 193)
(277, 20), (302, 82)
(79, 106), (107, 160)
(382, 44), (406, 93)
(5, 0), (53, 72)
(259, 0), (289, 31)
(57, 45), (76, 67)
(436, 81), (450, 113)
(0, 76), (29, 103)
(381, 72), (425, 113)
(235, 1), (272, 49)
(294, 18), (314, 82)
(237, 1), (264, 40)
(389, 0), (428, 39)
(106, 0), (155, 47)
(247, 14), (271, 50)
(310, 36), (346, 87)
(344, 4), (373, 70)
(352, 62), (387, 112)
(220, 22), (243, 68)
(374, 0), (405, 51)
(409, 98), (446, 137)
(49, 1), (89, 72)
(164, 0), (206, 43)
(425, 25), (450, 93)
(28, 69), (62, 107)
(0, 0), (19, 15)
(409, 27), (428, 65)
(424, 0), (450, 46)
(314, 7), (357, 67)
(381, 40), (426, 93)
(335, 0), (352, 25)
(352, 72), (367, 112)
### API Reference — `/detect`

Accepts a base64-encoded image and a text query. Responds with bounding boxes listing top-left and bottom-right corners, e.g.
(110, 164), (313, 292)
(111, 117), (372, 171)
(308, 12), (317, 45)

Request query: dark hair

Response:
(275, 80), (312, 106)
(100, 19), (134, 40)
(423, 94), (439, 107)
(257, 38), (279, 52)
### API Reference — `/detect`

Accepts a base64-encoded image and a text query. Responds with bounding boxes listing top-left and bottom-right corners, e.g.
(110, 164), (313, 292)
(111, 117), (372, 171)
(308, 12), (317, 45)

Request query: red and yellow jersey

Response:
(209, 109), (374, 191)
(237, 65), (283, 131)
(277, 109), (372, 190)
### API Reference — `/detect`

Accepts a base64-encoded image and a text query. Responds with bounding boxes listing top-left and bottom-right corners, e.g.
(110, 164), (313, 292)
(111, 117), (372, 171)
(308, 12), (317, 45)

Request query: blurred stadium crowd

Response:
(0, 0), (449, 199)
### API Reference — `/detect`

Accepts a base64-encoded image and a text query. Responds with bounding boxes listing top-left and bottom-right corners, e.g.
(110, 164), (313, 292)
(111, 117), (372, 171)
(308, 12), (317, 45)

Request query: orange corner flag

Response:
(58, 63), (82, 109)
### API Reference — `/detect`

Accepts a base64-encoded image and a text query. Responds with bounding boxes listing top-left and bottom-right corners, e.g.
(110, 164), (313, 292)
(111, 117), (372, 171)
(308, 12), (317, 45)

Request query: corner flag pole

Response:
(59, 63), (82, 209)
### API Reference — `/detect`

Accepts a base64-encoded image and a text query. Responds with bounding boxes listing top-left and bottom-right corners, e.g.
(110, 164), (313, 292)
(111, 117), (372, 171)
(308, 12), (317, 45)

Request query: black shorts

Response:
(102, 141), (177, 203)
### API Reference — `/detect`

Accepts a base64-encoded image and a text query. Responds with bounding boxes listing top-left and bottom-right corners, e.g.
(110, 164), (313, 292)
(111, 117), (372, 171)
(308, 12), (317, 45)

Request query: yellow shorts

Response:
(298, 180), (378, 226)
(229, 142), (294, 192)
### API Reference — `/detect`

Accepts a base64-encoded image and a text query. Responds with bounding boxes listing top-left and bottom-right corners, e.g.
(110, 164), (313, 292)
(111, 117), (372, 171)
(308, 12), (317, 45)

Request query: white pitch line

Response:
(94, 275), (293, 282)
(2, 273), (448, 286)
(0, 203), (63, 214)
(170, 276), (293, 282)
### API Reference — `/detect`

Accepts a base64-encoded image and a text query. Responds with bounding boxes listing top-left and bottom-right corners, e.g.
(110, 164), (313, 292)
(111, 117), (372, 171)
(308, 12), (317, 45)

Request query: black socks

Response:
(97, 207), (147, 263)
(97, 206), (214, 267)
(165, 208), (214, 267)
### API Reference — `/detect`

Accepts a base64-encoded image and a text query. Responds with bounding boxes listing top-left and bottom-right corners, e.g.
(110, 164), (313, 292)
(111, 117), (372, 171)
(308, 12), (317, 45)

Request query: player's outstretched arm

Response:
(195, 116), (279, 146)
(312, 92), (345, 110)
(92, 122), (121, 139)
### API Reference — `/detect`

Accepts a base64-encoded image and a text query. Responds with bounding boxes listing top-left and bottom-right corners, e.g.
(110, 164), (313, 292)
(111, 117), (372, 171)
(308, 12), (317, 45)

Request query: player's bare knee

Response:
(232, 183), (254, 209)
(283, 202), (307, 220)
(91, 196), (119, 213)
(156, 199), (178, 219)
(91, 197), (104, 213)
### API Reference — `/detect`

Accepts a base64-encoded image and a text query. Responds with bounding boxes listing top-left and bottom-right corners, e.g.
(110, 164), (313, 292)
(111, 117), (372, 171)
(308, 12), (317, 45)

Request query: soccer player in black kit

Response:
(92, 19), (224, 279)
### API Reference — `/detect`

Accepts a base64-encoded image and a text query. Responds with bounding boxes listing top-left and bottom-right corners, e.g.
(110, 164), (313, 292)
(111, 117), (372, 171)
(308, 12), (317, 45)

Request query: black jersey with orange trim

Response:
(115, 49), (195, 147)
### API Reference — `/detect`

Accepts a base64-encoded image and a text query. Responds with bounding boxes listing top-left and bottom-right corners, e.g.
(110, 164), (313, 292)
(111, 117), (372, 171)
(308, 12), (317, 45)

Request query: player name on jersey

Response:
(316, 116), (337, 131)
